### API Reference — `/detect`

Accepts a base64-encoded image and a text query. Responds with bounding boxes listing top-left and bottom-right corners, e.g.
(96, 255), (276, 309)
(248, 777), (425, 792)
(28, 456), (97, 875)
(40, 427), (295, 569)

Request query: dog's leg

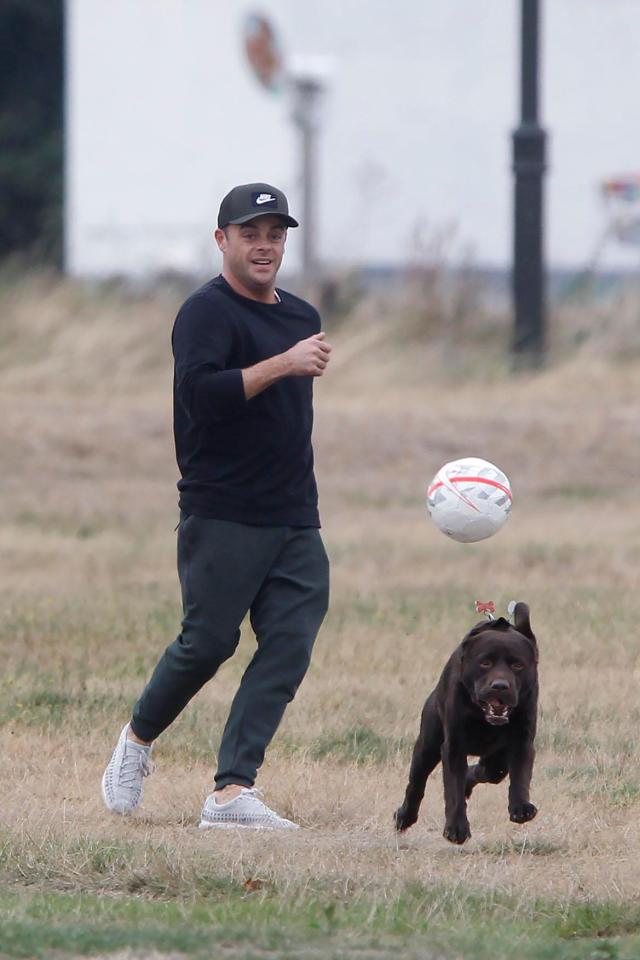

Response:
(442, 734), (471, 844)
(508, 738), (537, 823)
(394, 695), (442, 832)
(465, 750), (508, 798)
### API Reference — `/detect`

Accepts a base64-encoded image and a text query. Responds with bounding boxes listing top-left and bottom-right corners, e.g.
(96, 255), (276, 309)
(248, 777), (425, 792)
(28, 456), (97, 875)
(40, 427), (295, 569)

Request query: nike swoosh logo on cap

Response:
(255, 194), (277, 205)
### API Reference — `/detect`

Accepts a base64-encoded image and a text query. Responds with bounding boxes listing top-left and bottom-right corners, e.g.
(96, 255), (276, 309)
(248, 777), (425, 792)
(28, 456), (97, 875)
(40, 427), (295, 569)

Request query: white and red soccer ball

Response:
(427, 457), (512, 543)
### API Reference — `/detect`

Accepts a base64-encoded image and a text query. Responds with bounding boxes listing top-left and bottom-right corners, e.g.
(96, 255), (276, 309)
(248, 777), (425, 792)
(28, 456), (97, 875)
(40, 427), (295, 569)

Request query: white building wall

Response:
(65, 0), (640, 277)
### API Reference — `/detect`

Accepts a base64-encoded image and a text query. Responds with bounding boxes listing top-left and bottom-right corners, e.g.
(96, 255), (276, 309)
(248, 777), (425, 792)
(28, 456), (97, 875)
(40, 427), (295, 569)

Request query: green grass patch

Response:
(4, 884), (640, 959)
(308, 725), (408, 764)
(478, 837), (568, 857)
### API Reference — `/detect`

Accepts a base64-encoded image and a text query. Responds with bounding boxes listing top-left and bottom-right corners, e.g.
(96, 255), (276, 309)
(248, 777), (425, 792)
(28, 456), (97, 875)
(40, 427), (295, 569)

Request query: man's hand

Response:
(284, 333), (332, 377)
(242, 332), (332, 400)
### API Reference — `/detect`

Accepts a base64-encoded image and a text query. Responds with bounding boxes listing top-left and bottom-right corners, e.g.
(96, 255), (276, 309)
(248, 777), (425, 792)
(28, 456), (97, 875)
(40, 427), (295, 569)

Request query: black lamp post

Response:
(512, 0), (547, 368)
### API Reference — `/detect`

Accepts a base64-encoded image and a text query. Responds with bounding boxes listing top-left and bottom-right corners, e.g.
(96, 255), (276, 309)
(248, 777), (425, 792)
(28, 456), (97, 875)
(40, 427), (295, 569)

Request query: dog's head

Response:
(460, 602), (538, 726)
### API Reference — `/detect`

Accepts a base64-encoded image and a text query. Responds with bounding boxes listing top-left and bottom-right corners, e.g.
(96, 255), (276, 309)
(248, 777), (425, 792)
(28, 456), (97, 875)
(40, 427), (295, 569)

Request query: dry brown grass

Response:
(1, 271), (640, 933)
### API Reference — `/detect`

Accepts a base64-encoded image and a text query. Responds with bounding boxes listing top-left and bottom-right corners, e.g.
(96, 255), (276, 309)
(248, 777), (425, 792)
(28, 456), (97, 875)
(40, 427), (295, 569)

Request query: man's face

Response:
(215, 215), (287, 293)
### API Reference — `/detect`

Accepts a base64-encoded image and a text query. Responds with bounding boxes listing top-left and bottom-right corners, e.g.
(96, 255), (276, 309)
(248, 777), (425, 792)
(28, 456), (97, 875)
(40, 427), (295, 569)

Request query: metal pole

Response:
(512, 0), (547, 368)
(291, 76), (323, 294)
(301, 93), (316, 282)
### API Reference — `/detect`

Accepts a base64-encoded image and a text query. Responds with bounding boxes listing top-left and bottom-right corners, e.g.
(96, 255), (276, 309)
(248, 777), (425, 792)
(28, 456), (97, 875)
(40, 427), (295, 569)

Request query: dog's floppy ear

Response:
(461, 617), (509, 655)
(461, 623), (483, 656)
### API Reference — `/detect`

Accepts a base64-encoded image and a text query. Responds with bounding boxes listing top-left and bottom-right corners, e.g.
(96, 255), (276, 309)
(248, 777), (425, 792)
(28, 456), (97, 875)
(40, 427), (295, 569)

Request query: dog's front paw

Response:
(443, 819), (471, 844)
(394, 804), (417, 832)
(509, 801), (537, 823)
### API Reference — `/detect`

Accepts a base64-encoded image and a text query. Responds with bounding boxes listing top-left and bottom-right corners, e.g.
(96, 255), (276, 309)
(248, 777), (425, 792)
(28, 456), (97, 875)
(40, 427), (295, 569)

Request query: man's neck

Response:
(222, 270), (279, 304)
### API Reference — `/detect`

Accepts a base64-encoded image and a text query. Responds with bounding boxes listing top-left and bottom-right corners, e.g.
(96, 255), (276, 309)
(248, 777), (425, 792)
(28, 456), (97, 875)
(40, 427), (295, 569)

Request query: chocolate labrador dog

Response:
(394, 602), (538, 844)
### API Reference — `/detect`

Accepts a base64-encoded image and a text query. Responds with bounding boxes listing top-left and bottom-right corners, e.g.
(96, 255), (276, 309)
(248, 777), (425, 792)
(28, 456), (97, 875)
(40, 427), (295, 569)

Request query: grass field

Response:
(1, 272), (640, 959)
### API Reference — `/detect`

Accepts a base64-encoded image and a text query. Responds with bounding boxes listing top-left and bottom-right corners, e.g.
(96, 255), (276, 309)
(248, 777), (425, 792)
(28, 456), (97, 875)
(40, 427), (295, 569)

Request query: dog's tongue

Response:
(484, 699), (510, 725)
(485, 699), (509, 719)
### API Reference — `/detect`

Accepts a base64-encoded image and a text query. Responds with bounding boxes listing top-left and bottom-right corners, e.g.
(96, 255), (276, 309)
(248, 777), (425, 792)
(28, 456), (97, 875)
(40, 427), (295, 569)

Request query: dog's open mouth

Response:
(479, 698), (512, 725)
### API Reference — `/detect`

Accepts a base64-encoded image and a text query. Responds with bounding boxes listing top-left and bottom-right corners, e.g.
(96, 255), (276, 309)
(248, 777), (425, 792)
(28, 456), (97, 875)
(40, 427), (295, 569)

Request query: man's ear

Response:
(214, 228), (226, 252)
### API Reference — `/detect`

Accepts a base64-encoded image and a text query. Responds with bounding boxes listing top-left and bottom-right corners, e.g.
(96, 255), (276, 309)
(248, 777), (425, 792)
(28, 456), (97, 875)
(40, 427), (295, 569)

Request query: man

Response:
(102, 182), (331, 829)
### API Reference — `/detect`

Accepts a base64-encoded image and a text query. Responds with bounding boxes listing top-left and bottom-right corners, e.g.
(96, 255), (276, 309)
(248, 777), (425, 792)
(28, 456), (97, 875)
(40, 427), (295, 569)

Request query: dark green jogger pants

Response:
(131, 515), (330, 789)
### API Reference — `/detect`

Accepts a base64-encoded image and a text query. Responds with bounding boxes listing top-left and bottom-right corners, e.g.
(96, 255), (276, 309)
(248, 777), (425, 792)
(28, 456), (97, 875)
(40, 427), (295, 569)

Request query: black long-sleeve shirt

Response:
(172, 275), (321, 527)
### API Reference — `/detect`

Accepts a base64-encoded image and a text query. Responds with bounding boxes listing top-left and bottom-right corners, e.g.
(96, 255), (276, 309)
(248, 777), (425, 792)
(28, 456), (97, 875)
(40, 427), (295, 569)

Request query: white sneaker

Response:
(199, 788), (299, 830)
(101, 723), (153, 814)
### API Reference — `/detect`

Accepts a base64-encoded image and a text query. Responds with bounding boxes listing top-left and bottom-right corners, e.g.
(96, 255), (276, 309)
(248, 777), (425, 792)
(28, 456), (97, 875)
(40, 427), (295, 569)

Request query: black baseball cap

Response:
(217, 182), (299, 229)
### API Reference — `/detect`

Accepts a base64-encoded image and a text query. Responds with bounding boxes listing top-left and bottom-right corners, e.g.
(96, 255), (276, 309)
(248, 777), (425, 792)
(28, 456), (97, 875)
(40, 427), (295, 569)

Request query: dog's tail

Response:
(508, 601), (537, 659)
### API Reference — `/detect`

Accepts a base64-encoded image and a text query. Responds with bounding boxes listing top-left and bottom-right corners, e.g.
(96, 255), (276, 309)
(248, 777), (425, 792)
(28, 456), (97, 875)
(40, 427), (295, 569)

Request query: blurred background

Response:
(2, 0), (640, 357)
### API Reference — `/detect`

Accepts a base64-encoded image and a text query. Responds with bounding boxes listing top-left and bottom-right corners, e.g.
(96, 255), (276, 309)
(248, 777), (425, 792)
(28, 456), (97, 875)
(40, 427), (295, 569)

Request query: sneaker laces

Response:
(240, 788), (286, 822)
(118, 745), (153, 789)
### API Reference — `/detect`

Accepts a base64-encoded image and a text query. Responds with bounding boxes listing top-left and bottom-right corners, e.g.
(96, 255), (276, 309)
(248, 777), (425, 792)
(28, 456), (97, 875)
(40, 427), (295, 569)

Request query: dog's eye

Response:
(478, 660), (492, 669)
(511, 662), (524, 671)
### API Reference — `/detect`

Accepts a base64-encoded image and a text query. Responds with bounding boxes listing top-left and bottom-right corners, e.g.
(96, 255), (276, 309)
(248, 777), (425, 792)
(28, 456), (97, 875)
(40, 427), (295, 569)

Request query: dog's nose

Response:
(490, 679), (510, 691)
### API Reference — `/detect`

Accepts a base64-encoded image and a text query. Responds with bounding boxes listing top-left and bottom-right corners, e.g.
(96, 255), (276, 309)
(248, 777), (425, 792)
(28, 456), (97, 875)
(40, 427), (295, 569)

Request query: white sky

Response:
(66, 0), (640, 276)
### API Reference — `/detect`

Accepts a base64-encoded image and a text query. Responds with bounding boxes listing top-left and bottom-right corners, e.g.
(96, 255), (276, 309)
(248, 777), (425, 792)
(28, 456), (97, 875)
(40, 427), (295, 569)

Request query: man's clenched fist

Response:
(285, 333), (332, 377)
